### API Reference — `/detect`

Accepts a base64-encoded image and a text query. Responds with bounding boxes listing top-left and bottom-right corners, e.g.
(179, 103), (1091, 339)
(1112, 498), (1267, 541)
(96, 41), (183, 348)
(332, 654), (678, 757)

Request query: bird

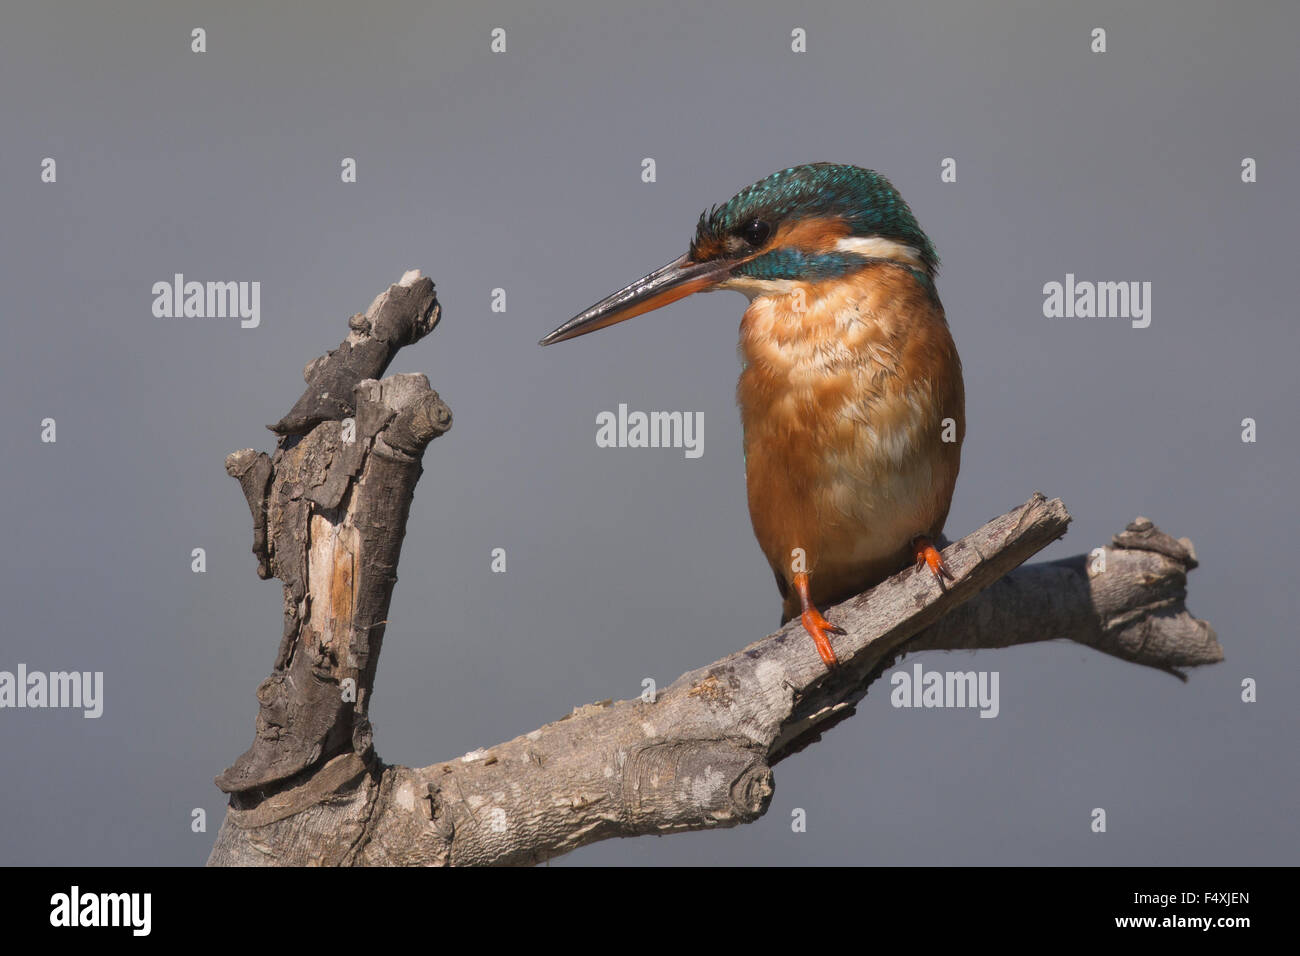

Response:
(540, 163), (964, 668)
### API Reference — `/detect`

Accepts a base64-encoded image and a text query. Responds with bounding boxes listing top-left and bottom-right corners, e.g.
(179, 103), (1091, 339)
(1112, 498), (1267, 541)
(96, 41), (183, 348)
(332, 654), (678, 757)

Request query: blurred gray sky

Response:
(1, 0), (1296, 866)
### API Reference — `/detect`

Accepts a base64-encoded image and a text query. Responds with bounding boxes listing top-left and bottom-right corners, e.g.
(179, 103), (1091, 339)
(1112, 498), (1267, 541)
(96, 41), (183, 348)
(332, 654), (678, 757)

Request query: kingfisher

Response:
(540, 163), (964, 668)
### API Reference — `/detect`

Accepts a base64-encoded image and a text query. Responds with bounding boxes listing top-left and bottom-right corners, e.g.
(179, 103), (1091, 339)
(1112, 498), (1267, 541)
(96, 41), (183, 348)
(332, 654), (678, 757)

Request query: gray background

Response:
(1, 1), (1296, 866)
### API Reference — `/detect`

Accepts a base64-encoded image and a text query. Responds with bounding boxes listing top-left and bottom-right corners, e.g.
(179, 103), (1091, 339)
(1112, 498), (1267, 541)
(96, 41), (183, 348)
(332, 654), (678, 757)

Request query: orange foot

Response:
(793, 571), (844, 668)
(912, 534), (954, 584)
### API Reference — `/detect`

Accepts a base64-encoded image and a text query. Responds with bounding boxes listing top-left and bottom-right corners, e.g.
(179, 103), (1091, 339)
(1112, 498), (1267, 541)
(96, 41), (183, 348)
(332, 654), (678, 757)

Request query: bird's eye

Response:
(740, 219), (771, 246)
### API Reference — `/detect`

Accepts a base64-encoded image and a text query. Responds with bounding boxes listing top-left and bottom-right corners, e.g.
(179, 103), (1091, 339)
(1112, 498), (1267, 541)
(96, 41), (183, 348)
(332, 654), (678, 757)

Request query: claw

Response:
(912, 535), (953, 583)
(794, 571), (843, 668)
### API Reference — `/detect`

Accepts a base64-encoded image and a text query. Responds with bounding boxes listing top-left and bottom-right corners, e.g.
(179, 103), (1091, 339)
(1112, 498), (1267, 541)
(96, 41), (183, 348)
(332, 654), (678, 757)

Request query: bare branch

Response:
(206, 273), (1219, 867)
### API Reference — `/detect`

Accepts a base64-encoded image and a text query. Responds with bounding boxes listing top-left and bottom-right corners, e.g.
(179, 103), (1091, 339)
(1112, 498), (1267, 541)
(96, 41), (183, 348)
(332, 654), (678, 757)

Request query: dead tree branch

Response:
(206, 271), (1220, 867)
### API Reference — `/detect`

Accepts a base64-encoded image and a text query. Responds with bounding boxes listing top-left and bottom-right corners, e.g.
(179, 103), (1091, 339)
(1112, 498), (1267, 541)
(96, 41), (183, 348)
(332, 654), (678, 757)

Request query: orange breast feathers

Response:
(735, 262), (965, 611)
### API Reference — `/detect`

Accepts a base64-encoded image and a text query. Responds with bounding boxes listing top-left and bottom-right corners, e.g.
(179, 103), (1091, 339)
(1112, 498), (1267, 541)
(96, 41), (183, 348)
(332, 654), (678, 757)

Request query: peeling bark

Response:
(214, 271), (448, 799)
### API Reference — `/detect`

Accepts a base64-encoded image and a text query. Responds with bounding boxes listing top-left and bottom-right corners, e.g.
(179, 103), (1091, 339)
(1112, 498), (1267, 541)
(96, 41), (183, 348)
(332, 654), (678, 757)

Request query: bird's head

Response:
(540, 163), (936, 346)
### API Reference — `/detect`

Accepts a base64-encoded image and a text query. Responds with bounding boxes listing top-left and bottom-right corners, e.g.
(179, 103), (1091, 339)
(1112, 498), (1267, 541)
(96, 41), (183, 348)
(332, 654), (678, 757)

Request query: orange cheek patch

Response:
(771, 217), (852, 254)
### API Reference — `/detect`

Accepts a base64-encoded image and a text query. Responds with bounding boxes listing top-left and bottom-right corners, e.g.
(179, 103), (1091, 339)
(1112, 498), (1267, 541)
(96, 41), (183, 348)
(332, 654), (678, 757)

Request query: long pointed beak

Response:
(539, 253), (736, 346)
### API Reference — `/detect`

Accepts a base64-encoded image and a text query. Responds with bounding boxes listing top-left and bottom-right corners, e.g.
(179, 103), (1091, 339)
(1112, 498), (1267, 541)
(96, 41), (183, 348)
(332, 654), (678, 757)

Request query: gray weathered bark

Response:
(206, 271), (1220, 867)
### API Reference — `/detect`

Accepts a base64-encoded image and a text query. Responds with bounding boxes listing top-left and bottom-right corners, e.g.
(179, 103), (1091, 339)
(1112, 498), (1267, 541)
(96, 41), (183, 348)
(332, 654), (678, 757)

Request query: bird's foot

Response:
(800, 606), (845, 669)
(793, 571), (844, 668)
(912, 535), (953, 584)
